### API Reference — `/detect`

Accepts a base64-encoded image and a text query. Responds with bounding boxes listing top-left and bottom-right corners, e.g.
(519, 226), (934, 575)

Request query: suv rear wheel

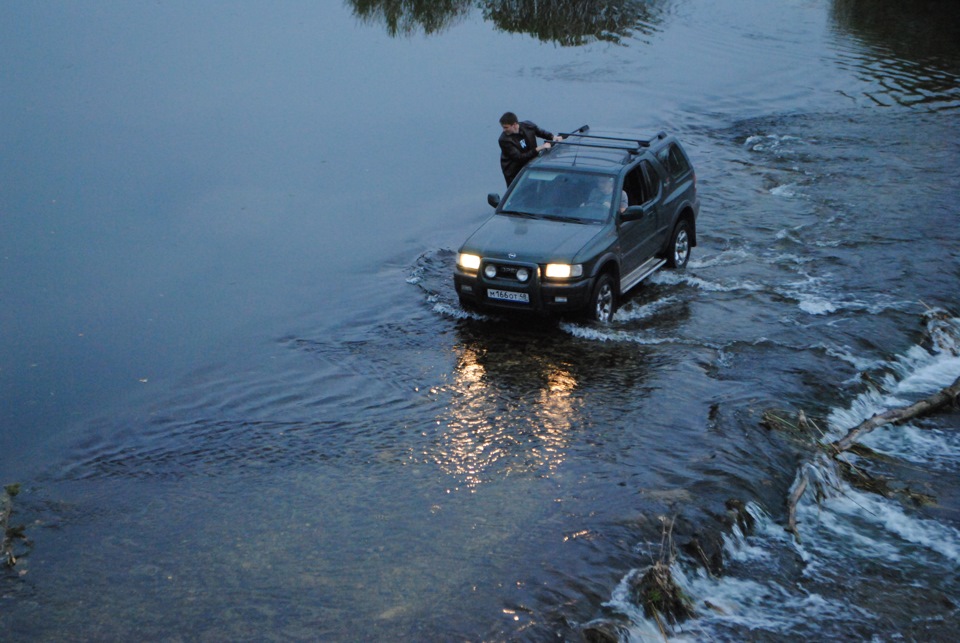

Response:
(666, 219), (691, 269)
(589, 273), (617, 323)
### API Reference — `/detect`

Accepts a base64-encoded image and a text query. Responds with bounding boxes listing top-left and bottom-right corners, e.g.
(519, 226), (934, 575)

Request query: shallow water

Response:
(2, 1), (959, 640)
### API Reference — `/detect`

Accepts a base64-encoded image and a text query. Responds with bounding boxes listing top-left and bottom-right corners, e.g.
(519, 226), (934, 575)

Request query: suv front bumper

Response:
(454, 262), (592, 316)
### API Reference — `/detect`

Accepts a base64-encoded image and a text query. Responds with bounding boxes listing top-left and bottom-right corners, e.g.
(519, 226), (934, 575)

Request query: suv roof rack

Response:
(555, 125), (668, 154)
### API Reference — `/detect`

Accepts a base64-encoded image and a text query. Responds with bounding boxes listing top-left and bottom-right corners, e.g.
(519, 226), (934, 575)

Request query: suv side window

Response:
(623, 160), (658, 208)
(657, 144), (692, 183)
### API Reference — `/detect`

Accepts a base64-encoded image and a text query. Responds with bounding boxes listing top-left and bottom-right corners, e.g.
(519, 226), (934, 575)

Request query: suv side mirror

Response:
(487, 193), (501, 208)
(620, 205), (647, 222)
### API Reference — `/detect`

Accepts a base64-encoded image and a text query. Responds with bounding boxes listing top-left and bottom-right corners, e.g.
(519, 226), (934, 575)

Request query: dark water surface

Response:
(2, 1), (959, 640)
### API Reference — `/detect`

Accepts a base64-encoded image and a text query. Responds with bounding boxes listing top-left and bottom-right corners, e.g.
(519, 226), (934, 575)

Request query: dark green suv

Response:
(454, 126), (700, 322)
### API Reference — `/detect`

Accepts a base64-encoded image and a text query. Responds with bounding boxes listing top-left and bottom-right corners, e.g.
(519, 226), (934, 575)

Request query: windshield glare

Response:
(501, 170), (616, 222)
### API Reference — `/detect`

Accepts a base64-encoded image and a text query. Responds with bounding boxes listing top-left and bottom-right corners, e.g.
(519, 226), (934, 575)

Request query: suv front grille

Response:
(483, 261), (537, 283)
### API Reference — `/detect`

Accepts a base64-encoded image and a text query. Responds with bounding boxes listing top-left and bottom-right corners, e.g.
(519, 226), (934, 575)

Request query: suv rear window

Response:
(657, 144), (692, 181)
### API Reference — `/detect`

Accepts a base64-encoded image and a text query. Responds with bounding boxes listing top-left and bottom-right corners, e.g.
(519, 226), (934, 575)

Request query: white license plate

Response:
(487, 289), (529, 303)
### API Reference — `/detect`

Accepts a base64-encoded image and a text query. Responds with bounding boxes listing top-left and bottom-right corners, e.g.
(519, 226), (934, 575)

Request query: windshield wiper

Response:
(540, 214), (583, 223)
(499, 210), (538, 218)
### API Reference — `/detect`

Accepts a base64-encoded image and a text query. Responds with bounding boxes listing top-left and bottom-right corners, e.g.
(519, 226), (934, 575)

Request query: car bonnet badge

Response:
(508, 253), (517, 258)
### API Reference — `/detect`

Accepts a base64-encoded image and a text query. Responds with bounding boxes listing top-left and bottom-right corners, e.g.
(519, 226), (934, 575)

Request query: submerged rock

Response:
(680, 534), (724, 576)
(725, 498), (756, 534)
(580, 618), (629, 643)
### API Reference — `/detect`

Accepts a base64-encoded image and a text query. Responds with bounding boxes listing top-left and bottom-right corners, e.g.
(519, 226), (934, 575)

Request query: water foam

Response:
(820, 344), (887, 376)
(797, 294), (838, 315)
(604, 505), (878, 641)
(862, 425), (960, 469)
(813, 485), (960, 564)
(649, 270), (763, 293)
(614, 296), (680, 322)
(826, 316), (960, 437)
(770, 183), (799, 198)
(687, 248), (750, 269)
(775, 279), (913, 317)
(607, 314), (960, 641)
(744, 133), (804, 153)
(432, 301), (488, 321)
(559, 322), (682, 345)
(802, 313), (960, 569)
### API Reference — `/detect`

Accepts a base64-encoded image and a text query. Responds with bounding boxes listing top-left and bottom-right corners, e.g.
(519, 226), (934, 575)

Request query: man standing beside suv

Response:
(498, 112), (563, 187)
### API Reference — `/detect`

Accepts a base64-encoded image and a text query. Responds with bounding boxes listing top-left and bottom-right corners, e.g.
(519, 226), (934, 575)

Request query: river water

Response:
(2, 1), (959, 640)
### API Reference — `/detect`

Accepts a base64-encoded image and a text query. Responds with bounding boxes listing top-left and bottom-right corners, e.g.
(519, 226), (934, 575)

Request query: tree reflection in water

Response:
(482, 0), (663, 45)
(349, 0), (665, 44)
(831, 0), (960, 68)
(829, 0), (960, 109)
(351, 0), (473, 36)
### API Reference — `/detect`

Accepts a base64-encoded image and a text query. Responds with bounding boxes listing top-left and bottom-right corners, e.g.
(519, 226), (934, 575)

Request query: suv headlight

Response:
(458, 253), (481, 271)
(545, 263), (583, 279)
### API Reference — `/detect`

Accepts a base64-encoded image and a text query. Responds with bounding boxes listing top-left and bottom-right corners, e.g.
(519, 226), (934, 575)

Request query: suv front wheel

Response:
(589, 273), (617, 323)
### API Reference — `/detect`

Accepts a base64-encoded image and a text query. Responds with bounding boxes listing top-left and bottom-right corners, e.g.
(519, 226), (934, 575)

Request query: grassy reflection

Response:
(431, 335), (580, 489)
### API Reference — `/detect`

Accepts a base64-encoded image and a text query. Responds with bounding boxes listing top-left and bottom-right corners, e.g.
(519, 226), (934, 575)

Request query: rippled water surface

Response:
(2, 1), (959, 640)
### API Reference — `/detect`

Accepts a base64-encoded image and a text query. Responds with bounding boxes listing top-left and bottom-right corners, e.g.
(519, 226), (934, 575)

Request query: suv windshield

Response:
(500, 170), (615, 223)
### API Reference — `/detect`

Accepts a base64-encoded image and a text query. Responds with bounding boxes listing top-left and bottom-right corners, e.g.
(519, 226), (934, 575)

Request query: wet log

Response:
(784, 372), (960, 541)
(782, 310), (960, 541)
(1, 484), (21, 567)
(830, 373), (960, 453)
(785, 469), (809, 540)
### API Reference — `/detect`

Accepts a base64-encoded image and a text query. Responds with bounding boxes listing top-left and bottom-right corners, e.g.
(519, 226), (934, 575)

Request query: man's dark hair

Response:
(499, 111), (518, 126)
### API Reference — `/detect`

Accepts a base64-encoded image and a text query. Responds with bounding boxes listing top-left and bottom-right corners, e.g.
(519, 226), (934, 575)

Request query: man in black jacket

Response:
(498, 112), (562, 187)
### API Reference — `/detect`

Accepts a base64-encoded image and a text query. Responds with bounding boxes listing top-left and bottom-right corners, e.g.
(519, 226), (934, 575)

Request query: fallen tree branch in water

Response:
(829, 373), (960, 454)
(785, 469), (809, 540)
(776, 308), (960, 542)
(781, 374), (960, 542)
(780, 308), (960, 541)
(1, 484), (22, 567)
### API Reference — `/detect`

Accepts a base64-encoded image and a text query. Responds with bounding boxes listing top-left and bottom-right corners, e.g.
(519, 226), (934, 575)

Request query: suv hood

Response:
(462, 214), (605, 263)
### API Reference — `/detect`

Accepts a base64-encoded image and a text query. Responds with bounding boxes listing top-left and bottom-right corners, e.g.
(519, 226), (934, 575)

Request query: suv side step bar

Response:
(620, 257), (666, 293)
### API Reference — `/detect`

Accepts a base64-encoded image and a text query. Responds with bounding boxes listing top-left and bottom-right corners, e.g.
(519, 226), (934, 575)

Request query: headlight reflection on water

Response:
(430, 343), (580, 490)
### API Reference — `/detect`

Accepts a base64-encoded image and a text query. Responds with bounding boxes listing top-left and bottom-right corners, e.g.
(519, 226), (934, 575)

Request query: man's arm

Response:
(534, 125), (554, 141)
(500, 137), (539, 163)
(526, 121), (563, 143)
